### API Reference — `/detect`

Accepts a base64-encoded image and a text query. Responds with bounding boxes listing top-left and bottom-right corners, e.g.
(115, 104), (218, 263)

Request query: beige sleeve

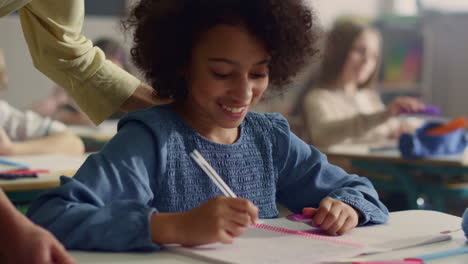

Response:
(18, 0), (141, 124)
(302, 93), (388, 148)
(0, 0), (30, 16)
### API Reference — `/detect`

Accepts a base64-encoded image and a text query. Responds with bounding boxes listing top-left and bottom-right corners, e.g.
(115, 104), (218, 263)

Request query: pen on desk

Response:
(190, 150), (237, 198)
(353, 261), (422, 264)
(3, 169), (50, 175)
(405, 246), (468, 262)
(324, 260), (422, 264)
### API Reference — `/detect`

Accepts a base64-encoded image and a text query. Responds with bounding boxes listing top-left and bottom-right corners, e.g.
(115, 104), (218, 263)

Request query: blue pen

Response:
(405, 247), (468, 262)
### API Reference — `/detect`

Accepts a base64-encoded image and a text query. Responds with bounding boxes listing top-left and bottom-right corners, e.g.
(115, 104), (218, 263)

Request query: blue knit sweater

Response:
(27, 104), (388, 251)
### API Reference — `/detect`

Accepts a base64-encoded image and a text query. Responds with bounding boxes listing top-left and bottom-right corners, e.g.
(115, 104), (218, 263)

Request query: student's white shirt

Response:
(0, 100), (67, 141)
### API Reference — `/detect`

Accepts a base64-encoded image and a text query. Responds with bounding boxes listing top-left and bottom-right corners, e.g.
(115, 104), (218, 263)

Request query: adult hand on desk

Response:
(303, 197), (360, 236)
(151, 196), (258, 246)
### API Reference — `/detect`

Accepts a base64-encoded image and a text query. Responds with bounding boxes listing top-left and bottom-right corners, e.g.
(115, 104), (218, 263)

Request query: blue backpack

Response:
(399, 121), (467, 159)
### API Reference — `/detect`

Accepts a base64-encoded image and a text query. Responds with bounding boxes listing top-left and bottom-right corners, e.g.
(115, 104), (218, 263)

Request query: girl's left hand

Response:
(303, 197), (360, 236)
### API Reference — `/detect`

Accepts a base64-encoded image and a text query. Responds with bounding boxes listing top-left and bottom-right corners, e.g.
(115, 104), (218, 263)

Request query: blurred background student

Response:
(299, 20), (425, 150)
(30, 38), (129, 126)
(0, 49), (84, 156)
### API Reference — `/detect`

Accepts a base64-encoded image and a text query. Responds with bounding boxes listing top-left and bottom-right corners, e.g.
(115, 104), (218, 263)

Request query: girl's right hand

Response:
(150, 196), (259, 246)
(386, 96), (425, 118)
(178, 196), (259, 246)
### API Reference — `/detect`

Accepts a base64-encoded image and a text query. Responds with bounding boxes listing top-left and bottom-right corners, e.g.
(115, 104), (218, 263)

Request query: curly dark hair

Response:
(124, 0), (319, 101)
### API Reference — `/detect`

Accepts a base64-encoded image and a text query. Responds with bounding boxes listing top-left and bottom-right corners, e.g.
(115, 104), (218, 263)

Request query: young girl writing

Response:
(27, 0), (389, 251)
(300, 21), (425, 150)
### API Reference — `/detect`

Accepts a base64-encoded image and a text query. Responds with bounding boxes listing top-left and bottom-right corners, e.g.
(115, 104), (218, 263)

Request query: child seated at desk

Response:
(27, 0), (389, 251)
(0, 49), (84, 156)
(298, 20), (425, 150)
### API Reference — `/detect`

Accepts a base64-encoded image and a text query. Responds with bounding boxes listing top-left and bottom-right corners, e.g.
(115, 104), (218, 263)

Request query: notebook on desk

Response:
(166, 216), (454, 264)
(166, 218), (369, 264)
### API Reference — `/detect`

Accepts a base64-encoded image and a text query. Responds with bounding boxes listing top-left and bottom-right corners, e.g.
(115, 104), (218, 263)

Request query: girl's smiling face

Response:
(179, 24), (270, 143)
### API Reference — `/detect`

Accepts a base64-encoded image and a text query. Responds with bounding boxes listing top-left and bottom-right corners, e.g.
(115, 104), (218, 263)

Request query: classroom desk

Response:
(324, 144), (468, 211)
(68, 120), (117, 152)
(69, 210), (467, 263)
(0, 154), (88, 204)
(325, 143), (468, 167)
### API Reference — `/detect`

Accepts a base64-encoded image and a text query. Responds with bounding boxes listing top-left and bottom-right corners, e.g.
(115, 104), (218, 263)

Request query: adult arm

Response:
(0, 0), (29, 16)
(0, 189), (75, 264)
(18, 0), (170, 124)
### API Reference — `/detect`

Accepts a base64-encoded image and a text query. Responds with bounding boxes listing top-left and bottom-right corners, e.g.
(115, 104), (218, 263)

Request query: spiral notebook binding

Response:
(253, 223), (365, 248)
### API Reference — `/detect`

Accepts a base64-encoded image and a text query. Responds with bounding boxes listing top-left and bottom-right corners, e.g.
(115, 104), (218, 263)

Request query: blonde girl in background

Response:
(301, 20), (425, 150)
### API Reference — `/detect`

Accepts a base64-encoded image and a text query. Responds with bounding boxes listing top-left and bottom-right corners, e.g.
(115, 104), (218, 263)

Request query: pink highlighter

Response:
(286, 213), (320, 228)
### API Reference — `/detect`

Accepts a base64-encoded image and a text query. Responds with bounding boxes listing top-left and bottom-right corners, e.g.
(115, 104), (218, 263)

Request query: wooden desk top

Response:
(0, 170), (76, 192)
(0, 154), (87, 192)
(324, 143), (468, 167)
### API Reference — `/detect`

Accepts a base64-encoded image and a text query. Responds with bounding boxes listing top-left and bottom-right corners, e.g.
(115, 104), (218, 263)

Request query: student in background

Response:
(27, 0), (388, 251)
(0, 49), (84, 156)
(31, 38), (130, 126)
(0, 190), (75, 264)
(300, 20), (425, 150)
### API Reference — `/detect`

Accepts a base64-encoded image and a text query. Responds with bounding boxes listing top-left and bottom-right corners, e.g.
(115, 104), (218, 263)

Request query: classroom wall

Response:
(421, 12), (468, 117)
(0, 15), (130, 110)
(309, 0), (380, 28)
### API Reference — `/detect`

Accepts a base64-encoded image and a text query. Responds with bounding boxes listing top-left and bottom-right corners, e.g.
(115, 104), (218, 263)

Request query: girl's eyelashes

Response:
(211, 71), (268, 80)
(212, 71), (231, 79)
(250, 72), (268, 79)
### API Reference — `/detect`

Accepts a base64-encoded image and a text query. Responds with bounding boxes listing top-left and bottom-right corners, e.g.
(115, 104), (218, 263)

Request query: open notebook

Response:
(166, 218), (369, 264)
(166, 217), (453, 264)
